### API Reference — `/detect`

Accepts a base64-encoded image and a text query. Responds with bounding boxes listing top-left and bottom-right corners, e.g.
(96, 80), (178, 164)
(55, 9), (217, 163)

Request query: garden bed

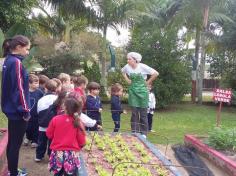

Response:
(184, 134), (236, 176)
(82, 133), (181, 176)
(0, 128), (8, 175)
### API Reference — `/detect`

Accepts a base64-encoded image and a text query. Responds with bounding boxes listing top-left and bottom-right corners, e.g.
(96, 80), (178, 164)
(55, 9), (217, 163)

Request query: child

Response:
(110, 83), (127, 132)
(57, 73), (73, 91)
(40, 91), (101, 130)
(86, 82), (102, 131)
(147, 85), (156, 132)
(24, 74), (44, 147)
(52, 78), (62, 93)
(35, 79), (58, 162)
(72, 75), (88, 111)
(38, 74), (50, 94)
(46, 96), (86, 176)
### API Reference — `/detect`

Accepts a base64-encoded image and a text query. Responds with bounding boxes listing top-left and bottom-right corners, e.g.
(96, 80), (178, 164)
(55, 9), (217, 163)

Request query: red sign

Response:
(213, 88), (232, 103)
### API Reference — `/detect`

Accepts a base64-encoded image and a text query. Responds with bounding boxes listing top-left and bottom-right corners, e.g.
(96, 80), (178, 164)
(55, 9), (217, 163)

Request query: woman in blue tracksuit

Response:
(1, 35), (31, 176)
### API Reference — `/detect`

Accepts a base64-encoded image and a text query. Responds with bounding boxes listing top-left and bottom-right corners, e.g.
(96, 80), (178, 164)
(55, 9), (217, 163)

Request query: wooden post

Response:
(216, 101), (222, 127)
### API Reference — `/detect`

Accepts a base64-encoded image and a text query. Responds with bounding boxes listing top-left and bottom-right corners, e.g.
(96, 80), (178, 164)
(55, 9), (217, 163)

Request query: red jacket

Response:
(46, 114), (86, 151)
(74, 87), (86, 110)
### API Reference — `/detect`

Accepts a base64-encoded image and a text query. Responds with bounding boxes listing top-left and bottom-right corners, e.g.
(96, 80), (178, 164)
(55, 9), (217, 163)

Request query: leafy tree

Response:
(33, 3), (88, 43)
(207, 0), (236, 104)
(0, 0), (37, 32)
(169, 0), (233, 103)
(38, 53), (81, 78)
(129, 23), (191, 108)
(90, 0), (134, 90)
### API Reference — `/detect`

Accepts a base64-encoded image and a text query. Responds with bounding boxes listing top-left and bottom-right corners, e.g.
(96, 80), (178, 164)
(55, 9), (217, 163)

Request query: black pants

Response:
(36, 131), (51, 159)
(26, 120), (39, 143)
(147, 113), (153, 131)
(7, 119), (27, 176)
(131, 107), (148, 135)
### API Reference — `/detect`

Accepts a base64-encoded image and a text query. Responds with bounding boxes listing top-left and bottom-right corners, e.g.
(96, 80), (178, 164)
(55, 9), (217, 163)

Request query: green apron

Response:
(128, 73), (148, 108)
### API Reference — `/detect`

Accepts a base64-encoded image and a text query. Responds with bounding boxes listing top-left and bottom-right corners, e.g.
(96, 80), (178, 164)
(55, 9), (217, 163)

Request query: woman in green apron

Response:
(121, 52), (159, 138)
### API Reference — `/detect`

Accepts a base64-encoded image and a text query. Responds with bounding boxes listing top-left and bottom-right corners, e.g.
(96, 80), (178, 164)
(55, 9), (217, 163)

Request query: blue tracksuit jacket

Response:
(86, 95), (102, 124)
(1, 54), (30, 120)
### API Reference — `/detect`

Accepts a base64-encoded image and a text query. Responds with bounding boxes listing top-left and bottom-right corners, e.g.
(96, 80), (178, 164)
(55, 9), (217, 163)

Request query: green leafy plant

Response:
(207, 127), (236, 151)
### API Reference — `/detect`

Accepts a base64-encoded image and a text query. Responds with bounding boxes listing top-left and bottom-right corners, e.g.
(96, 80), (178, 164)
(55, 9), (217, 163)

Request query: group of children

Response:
(24, 72), (156, 175)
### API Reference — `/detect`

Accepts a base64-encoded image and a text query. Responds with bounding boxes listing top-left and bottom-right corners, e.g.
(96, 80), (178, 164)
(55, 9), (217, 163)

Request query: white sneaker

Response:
(23, 138), (29, 146)
(141, 134), (147, 139)
(17, 168), (28, 176)
(34, 158), (42, 162)
(31, 143), (38, 148)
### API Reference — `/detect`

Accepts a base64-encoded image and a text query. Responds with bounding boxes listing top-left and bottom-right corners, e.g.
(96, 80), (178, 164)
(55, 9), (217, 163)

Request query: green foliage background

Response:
(128, 25), (191, 108)
(207, 127), (236, 151)
(38, 53), (81, 78)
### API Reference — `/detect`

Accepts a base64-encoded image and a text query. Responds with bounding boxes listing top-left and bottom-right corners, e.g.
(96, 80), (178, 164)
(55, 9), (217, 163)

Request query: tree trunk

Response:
(192, 27), (201, 103)
(63, 22), (71, 44)
(198, 1), (209, 104)
(100, 27), (108, 94)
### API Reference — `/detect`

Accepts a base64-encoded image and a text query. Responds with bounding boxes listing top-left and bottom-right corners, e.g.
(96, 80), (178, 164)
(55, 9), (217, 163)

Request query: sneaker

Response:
(18, 168), (28, 176)
(31, 143), (38, 148)
(23, 138), (29, 146)
(141, 134), (147, 139)
(149, 130), (156, 132)
(34, 158), (42, 162)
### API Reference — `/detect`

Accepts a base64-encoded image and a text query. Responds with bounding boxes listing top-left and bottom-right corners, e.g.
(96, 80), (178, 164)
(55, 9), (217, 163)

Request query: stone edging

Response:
(78, 153), (88, 176)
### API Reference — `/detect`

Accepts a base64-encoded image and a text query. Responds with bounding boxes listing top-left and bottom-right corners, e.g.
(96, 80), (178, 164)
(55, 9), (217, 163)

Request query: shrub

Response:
(107, 70), (128, 93)
(207, 127), (236, 151)
(38, 53), (81, 78)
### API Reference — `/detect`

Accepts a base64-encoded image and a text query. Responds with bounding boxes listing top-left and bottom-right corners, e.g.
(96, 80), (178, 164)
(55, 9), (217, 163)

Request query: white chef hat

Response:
(127, 52), (142, 62)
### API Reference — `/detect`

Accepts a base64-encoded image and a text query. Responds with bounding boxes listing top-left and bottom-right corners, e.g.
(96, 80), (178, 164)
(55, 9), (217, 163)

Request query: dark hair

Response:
(64, 97), (85, 132)
(87, 82), (100, 91)
(53, 91), (68, 107)
(45, 79), (57, 93)
(2, 35), (30, 57)
(73, 75), (88, 87)
(111, 83), (123, 95)
(38, 74), (50, 85)
(29, 74), (39, 84)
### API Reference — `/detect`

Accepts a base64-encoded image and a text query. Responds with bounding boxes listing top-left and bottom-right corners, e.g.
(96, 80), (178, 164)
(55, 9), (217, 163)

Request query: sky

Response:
(32, 6), (130, 47)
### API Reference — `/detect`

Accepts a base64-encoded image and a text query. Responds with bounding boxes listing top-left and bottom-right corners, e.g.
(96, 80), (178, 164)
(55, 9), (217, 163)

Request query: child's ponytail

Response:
(64, 96), (85, 133)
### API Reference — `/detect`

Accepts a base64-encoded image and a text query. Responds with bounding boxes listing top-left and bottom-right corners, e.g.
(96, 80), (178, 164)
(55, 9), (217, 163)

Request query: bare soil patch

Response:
(19, 145), (50, 176)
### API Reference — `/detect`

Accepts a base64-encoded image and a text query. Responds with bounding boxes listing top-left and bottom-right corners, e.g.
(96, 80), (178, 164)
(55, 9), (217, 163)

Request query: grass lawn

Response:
(1, 103), (235, 145)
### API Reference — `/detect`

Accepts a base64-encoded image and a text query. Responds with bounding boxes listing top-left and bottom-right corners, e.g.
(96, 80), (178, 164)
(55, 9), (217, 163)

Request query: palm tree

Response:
(90, 0), (134, 91)
(172, 0), (232, 103)
(40, 0), (95, 43)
